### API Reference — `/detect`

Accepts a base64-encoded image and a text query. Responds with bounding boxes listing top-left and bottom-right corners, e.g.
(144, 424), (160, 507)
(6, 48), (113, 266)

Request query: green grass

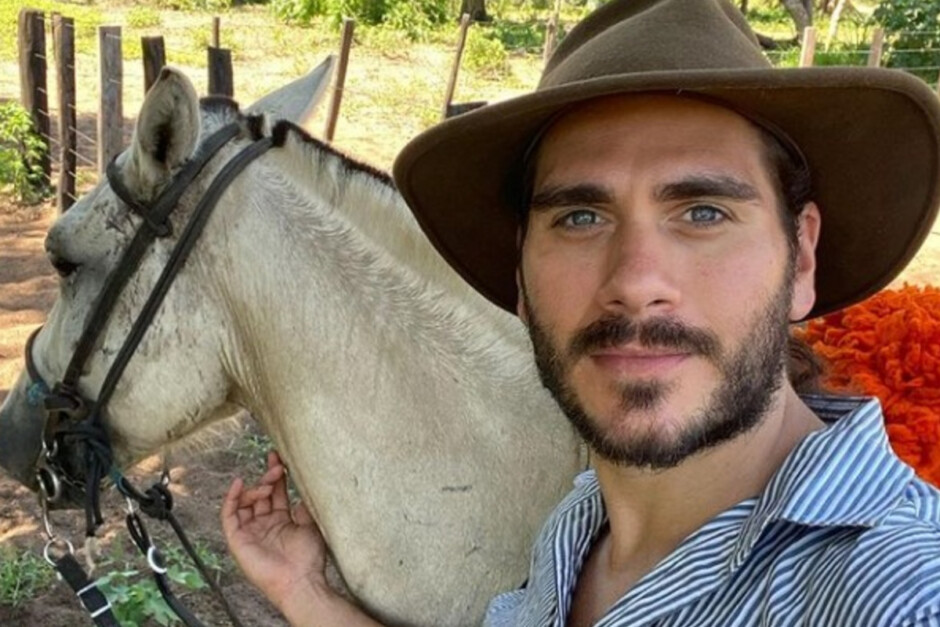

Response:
(96, 537), (226, 627)
(0, 0), (104, 59)
(0, 546), (55, 608)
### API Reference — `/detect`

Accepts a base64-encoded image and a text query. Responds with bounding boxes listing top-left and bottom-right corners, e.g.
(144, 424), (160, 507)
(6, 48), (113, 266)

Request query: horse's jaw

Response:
(0, 371), (44, 489)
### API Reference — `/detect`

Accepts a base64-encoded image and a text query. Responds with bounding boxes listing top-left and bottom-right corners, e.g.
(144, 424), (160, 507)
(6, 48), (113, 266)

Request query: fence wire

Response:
(8, 16), (940, 203)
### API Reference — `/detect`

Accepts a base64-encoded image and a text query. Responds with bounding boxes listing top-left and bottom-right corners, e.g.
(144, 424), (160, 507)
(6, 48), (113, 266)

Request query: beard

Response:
(524, 270), (794, 470)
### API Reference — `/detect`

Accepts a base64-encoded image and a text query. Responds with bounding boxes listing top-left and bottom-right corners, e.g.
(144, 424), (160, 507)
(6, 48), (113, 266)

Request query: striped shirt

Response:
(484, 395), (940, 626)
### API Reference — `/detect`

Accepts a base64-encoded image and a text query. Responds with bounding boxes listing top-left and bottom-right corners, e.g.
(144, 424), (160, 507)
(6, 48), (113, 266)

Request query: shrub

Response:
(464, 28), (510, 79)
(271, 0), (331, 22)
(271, 0), (449, 29)
(157, 0), (233, 11)
(873, 0), (940, 83)
(127, 7), (162, 28)
(0, 102), (48, 205)
(97, 541), (225, 626)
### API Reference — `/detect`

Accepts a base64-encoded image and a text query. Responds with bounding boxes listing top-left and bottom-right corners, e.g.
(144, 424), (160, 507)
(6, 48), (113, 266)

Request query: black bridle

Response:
(23, 120), (275, 627)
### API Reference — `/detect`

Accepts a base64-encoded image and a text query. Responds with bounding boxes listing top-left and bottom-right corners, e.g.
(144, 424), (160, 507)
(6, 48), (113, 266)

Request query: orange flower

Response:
(796, 285), (940, 488)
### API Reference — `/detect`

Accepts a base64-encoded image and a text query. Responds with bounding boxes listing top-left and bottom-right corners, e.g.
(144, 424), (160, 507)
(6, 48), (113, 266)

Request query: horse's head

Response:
(0, 62), (332, 505)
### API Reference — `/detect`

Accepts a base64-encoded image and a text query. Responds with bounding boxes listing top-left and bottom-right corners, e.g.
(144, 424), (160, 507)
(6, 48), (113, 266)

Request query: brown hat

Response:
(393, 0), (940, 319)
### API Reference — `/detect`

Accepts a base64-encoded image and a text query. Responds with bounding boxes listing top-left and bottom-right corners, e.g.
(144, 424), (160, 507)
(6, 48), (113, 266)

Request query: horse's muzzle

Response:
(0, 370), (84, 509)
(0, 370), (44, 489)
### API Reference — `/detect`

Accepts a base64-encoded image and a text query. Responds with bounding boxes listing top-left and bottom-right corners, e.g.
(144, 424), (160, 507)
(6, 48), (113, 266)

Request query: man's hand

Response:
(221, 451), (328, 613)
(220, 451), (385, 627)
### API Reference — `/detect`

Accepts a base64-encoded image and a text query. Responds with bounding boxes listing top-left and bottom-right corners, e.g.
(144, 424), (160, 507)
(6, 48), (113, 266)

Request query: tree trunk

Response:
(825, 0), (849, 50)
(740, 0), (749, 13)
(780, 0), (812, 38)
(459, 0), (489, 22)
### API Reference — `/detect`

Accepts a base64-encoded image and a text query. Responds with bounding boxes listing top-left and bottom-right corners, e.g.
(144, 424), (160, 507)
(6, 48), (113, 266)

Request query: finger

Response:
(271, 470), (290, 512)
(292, 501), (315, 527)
(259, 461), (285, 487)
(236, 505), (254, 527)
(221, 478), (244, 534)
(222, 478), (244, 518)
(238, 483), (275, 504)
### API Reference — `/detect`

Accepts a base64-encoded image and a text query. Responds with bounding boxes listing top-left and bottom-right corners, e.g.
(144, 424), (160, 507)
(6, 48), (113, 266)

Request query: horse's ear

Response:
(130, 67), (200, 179)
(246, 55), (335, 125)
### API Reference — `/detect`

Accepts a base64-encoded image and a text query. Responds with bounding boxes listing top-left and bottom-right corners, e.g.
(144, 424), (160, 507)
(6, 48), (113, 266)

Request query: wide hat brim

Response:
(394, 66), (940, 319)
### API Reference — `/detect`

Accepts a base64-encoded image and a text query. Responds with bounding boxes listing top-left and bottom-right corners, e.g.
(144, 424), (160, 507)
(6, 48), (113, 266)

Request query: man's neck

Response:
(594, 384), (825, 577)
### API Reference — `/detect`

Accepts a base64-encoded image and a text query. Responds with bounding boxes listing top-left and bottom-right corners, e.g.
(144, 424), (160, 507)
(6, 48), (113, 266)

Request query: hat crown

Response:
(541, 0), (771, 89)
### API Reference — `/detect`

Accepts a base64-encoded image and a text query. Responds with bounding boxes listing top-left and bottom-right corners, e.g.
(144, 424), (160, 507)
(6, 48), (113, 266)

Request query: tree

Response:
(460, 0), (489, 22)
(780, 0), (813, 37)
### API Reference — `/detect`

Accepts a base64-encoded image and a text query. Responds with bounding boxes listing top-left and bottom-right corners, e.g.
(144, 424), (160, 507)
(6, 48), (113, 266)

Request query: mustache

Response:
(568, 316), (721, 361)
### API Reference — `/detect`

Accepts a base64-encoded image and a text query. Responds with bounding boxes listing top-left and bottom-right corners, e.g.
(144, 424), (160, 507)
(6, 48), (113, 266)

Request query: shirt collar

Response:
(730, 394), (914, 570)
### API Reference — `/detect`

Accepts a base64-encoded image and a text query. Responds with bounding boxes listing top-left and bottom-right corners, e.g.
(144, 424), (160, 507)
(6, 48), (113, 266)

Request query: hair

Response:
(756, 128), (827, 394)
(516, 113), (827, 394)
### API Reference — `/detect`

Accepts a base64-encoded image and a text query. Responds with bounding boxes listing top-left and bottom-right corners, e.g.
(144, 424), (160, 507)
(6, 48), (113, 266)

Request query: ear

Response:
(790, 202), (821, 321)
(246, 55), (335, 126)
(128, 67), (200, 190)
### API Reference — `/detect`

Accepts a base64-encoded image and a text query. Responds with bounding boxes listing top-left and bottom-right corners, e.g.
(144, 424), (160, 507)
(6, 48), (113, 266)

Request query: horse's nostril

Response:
(50, 256), (80, 278)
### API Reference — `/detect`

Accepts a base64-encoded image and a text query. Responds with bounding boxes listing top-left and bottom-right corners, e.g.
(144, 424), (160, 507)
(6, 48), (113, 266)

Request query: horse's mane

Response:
(255, 115), (501, 316)
(201, 104), (526, 364)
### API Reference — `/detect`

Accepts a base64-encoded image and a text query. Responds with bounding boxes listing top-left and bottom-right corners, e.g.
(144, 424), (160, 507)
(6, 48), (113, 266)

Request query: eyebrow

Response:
(653, 174), (761, 203)
(527, 174), (762, 213)
(529, 184), (614, 212)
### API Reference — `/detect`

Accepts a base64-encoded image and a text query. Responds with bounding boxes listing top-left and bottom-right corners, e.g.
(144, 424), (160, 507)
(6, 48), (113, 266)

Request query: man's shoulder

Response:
(788, 479), (940, 625)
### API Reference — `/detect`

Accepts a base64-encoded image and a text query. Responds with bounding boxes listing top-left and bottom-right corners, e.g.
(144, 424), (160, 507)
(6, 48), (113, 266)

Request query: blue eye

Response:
(558, 209), (602, 228)
(684, 205), (727, 225)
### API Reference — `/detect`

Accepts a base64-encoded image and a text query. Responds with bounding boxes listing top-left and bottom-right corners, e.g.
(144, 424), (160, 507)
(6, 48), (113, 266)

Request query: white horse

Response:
(0, 68), (583, 625)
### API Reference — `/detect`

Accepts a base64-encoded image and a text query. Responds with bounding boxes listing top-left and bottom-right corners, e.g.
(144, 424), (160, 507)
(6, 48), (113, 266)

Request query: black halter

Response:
(24, 120), (275, 627)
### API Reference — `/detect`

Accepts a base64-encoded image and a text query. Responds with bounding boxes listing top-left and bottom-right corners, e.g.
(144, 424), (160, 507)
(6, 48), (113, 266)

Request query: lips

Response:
(588, 347), (690, 377)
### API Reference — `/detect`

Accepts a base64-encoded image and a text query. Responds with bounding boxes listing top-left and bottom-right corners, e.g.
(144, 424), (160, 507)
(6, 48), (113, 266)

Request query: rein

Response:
(25, 120), (275, 627)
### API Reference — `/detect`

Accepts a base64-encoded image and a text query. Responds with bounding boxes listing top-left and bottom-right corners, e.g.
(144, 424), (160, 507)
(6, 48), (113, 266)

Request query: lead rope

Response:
(118, 474), (246, 627)
(39, 492), (120, 627)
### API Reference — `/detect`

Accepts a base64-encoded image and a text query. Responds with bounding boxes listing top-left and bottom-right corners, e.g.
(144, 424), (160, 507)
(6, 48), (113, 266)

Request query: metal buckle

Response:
(39, 489), (74, 565)
(36, 444), (64, 504)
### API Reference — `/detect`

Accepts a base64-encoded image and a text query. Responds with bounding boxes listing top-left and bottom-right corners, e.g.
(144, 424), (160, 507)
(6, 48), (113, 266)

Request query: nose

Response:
(595, 220), (681, 317)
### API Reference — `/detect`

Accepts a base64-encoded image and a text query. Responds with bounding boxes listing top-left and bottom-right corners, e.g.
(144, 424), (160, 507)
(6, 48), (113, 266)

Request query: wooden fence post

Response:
(543, 0), (562, 66)
(442, 14), (472, 120)
(53, 14), (76, 212)
(324, 18), (355, 142)
(18, 8), (50, 188)
(142, 36), (166, 94)
(207, 47), (233, 97)
(799, 26), (816, 67)
(98, 26), (123, 175)
(867, 28), (884, 68)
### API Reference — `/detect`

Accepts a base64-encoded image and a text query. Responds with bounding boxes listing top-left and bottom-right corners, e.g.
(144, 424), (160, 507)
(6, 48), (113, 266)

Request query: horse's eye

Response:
(48, 252), (80, 278)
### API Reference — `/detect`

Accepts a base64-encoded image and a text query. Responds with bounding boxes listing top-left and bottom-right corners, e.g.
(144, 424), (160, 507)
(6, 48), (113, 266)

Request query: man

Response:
(221, 0), (940, 624)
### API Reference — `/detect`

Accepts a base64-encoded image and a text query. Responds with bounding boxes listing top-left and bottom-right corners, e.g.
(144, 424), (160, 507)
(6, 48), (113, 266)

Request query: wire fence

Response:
(7, 10), (940, 213)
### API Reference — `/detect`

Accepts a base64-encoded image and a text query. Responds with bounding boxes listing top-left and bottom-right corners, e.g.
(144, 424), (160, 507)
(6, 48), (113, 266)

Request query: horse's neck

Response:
(202, 137), (585, 624)
(215, 143), (543, 441)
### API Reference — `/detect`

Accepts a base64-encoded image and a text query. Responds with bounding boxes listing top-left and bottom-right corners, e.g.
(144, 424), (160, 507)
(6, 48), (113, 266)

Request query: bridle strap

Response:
(90, 134), (274, 416)
(29, 121), (274, 627)
(62, 123), (241, 390)
(54, 553), (121, 627)
(121, 478), (246, 627)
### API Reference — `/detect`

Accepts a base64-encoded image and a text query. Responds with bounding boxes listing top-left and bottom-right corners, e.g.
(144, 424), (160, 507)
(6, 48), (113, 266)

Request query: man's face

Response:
(518, 95), (819, 469)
